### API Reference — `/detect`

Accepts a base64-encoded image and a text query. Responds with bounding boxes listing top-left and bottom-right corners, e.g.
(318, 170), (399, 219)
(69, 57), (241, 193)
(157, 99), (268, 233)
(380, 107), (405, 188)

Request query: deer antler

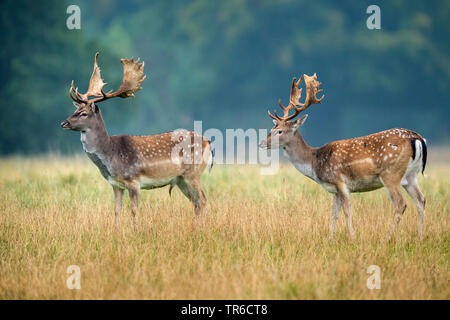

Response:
(69, 80), (86, 104)
(84, 52), (107, 99)
(268, 73), (324, 122)
(69, 53), (146, 105)
(115, 58), (146, 98)
(297, 73), (324, 111)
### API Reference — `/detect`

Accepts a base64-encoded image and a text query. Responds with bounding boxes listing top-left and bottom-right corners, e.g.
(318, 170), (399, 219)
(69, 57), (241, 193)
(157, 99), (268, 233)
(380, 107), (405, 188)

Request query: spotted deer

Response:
(259, 74), (427, 240)
(61, 53), (213, 230)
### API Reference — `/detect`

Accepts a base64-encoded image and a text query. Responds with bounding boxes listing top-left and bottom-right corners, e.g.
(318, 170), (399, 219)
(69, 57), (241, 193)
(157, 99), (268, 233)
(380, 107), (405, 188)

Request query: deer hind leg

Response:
(329, 194), (343, 239)
(113, 186), (124, 230)
(403, 179), (426, 240)
(176, 176), (207, 216)
(127, 186), (140, 231)
(382, 177), (407, 241)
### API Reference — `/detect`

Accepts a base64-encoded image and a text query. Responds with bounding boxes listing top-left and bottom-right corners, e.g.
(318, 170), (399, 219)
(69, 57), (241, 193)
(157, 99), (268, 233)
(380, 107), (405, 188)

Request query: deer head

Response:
(259, 74), (324, 149)
(61, 52), (146, 132)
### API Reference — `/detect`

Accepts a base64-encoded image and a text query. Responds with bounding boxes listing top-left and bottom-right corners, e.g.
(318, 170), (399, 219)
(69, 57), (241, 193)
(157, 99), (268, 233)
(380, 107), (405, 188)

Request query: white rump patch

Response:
(401, 140), (422, 186)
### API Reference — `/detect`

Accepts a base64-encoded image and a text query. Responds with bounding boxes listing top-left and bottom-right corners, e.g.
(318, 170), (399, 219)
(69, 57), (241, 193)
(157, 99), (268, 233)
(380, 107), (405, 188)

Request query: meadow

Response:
(0, 154), (448, 299)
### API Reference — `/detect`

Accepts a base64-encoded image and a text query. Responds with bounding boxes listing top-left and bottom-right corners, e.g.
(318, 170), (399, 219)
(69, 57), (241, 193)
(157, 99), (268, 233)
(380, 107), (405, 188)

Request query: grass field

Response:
(0, 155), (448, 299)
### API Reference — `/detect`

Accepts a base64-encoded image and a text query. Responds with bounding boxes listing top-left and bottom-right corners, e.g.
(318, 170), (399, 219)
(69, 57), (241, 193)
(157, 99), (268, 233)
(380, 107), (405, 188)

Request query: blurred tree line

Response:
(0, 0), (449, 154)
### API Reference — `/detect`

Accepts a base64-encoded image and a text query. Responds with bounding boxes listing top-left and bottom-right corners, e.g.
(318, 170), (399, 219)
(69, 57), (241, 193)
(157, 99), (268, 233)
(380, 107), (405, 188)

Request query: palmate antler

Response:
(268, 73), (324, 122)
(69, 52), (146, 105)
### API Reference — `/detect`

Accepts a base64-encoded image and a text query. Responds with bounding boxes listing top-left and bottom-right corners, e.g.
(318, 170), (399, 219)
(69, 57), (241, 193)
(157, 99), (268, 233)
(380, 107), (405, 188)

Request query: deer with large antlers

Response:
(259, 74), (427, 240)
(61, 53), (213, 230)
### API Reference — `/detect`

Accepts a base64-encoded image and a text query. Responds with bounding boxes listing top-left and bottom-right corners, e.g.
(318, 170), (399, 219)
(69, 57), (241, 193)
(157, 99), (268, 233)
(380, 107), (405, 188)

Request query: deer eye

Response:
(277, 130), (282, 134)
(80, 112), (88, 117)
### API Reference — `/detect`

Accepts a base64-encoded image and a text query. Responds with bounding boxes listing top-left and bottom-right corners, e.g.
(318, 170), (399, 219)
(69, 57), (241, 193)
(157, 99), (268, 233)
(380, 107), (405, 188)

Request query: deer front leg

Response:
(113, 186), (124, 230)
(336, 183), (355, 239)
(330, 194), (342, 239)
(127, 186), (140, 231)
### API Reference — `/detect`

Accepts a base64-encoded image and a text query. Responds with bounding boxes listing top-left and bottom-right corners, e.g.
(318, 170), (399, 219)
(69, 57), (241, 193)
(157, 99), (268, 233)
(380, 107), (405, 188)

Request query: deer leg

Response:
(177, 177), (206, 216)
(342, 197), (355, 239)
(329, 194), (342, 239)
(384, 184), (407, 241)
(336, 184), (355, 239)
(113, 186), (124, 230)
(403, 179), (426, 240)
(127, 186), (139, 231)
(190, 180), (207, 216)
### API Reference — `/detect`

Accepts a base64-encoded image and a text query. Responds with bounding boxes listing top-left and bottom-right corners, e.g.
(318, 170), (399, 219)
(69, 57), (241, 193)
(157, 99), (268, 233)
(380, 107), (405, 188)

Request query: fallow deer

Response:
(61, 53), (213, 230)
(259, 74), (427, 240)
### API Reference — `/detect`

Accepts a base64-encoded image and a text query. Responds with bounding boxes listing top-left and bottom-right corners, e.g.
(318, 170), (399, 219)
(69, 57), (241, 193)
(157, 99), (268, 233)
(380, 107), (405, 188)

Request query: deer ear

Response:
(273, 119), (278, 126)
(73, 101), (80, 109)
(292, 114), (308, 130)
(91, 103), (99, 113)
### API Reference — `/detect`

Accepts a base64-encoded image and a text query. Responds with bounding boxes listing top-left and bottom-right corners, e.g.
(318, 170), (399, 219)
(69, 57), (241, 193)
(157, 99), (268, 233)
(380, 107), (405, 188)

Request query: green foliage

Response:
(1, 0), (449, 154)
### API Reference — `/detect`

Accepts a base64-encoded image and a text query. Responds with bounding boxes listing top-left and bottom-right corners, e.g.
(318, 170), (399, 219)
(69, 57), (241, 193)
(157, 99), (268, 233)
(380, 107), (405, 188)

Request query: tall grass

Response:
(0, 156), (448, 299)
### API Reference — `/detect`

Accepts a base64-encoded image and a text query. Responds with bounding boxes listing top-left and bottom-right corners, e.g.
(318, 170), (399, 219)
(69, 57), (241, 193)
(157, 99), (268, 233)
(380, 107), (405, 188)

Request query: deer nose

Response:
(60, 120), (70, 129)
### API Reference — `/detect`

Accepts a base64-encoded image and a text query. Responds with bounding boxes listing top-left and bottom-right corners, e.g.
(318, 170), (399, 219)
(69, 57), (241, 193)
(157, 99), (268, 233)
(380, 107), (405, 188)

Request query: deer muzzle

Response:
(60, 120), (71, 130)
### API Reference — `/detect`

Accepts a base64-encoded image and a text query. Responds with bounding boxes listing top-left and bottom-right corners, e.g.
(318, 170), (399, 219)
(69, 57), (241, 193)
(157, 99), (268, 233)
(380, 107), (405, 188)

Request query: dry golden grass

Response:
(0, 155), (448, 299)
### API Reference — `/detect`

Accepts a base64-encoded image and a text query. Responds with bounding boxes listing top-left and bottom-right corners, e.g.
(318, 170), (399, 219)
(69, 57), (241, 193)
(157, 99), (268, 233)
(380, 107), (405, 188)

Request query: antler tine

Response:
(280, 76), (305, 121)
(268, 109), (282, 121)
(268, 81), (293, 122)
(272, 77), (304, 121)
(277, 99), (290, 116)
(69, 81), (76, 101)
(267, 110), (283, 121)
(289, 76), (303, 106)
(69, 80), (87, 104)
(75, 86), (84, 101)
(69, 85), (77, 103)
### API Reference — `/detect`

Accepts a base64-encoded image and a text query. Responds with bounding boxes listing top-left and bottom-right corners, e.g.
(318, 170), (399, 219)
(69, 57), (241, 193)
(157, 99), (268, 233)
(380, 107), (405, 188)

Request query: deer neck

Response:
(80, 113), (111, 156)
(283, 131), (318, 181)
